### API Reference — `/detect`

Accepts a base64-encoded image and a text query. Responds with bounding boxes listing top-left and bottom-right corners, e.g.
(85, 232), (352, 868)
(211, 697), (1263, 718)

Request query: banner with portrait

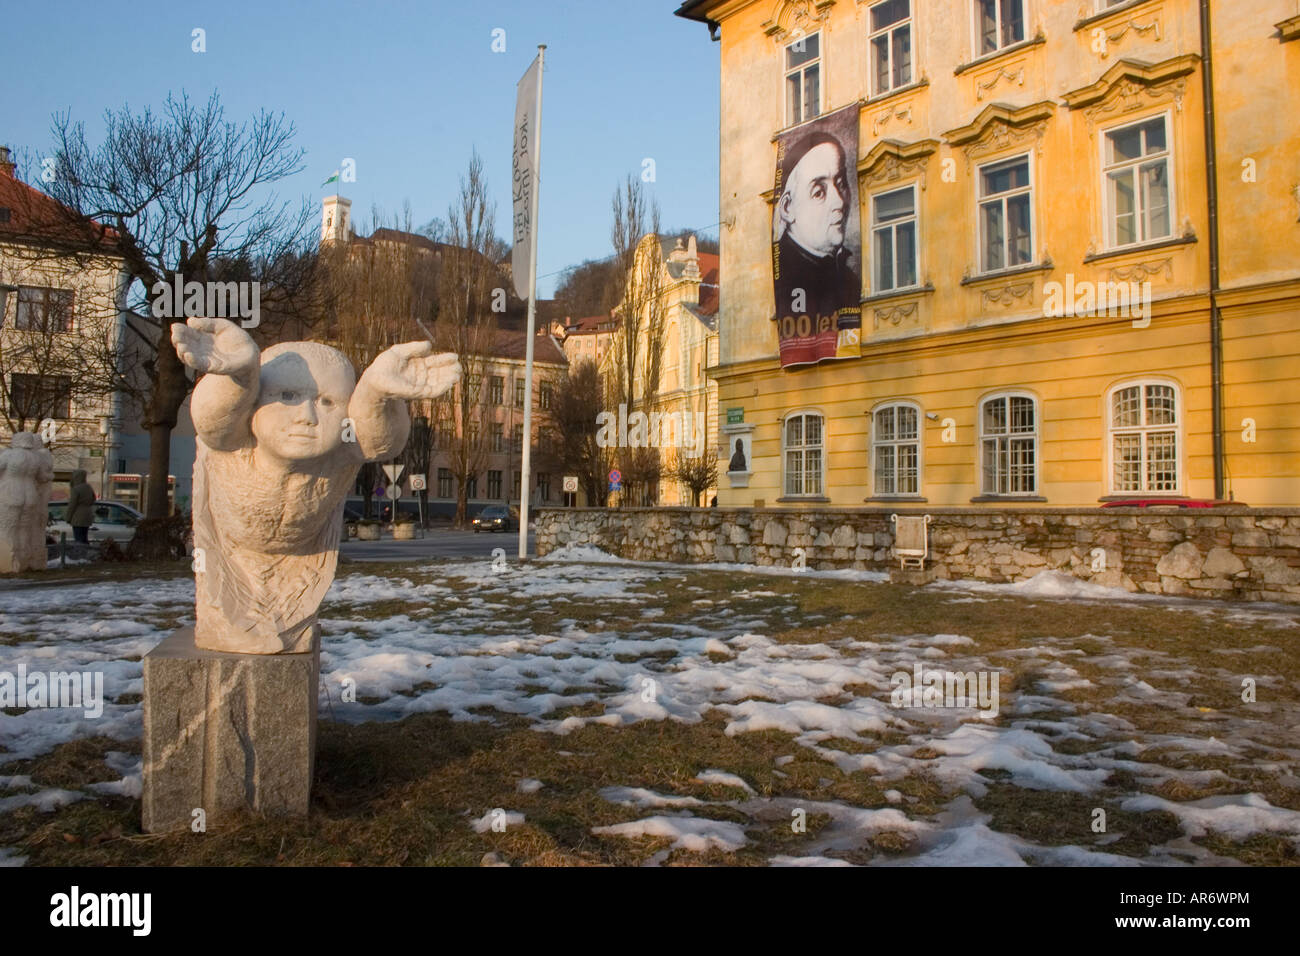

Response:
(771, 104), (862, 368)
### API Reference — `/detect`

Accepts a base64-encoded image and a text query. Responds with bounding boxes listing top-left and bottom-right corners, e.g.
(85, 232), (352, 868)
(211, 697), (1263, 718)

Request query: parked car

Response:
(47, 500), (143, 544)
(472, 505), (518, 532)
(344, 497), (391, 522)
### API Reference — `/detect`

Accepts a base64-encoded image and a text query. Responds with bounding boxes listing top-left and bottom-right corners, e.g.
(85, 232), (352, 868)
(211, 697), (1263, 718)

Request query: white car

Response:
(47, 500), (144, 545)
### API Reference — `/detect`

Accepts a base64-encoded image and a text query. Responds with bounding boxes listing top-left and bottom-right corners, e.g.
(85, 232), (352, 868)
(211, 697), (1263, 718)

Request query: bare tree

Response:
(325, 204), (439, 518)
(606, 175), (667, 507)
(431, 151), (503, 527)
(552, 359), (612, 507)
(0, 288), (110, 434)
(41, 91), (322, 520)
(402, 402), (435, 524)
(667, 447), (718, 507)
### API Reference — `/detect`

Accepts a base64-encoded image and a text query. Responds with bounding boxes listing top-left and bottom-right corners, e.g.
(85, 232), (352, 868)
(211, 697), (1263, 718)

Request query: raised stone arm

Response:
(350, 342), (461, 462)
(171, 317), (261, 451)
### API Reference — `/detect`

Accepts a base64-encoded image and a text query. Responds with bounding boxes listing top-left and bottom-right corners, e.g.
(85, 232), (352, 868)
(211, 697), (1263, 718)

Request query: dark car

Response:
(472, 505), (518, 532)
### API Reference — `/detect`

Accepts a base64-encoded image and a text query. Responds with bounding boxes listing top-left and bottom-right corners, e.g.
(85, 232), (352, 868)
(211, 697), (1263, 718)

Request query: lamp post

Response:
(98, 415), (111, 499)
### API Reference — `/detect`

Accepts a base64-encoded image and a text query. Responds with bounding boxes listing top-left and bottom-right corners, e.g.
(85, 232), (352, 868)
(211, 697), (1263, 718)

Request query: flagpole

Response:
(518, 44), (545, 561)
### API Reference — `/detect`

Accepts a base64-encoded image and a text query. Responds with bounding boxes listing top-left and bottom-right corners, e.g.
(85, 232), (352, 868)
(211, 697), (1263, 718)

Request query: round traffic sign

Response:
(609, 469), (622, 483)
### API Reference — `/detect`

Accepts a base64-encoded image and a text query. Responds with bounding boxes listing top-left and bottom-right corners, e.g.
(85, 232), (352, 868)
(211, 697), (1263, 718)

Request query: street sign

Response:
(388, 484), (401, 500)
(562, 475), (578, 493)
(608, 469), (621, 484)
(727, 407), (744, 425)
(410, 474), (427, 491)
(382, 463), (405, 483)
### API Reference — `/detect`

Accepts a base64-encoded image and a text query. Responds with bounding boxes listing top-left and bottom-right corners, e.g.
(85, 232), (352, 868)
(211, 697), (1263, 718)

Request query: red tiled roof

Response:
(492, 328), (567, 365)
(564, 313), (619, 335)
(0, 170), (121, 253)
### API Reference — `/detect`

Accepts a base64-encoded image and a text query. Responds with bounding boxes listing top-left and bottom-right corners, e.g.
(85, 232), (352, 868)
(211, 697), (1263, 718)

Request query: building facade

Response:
(677, 0), (1300, 508)
(0, 147), (136, 503)
(421, 329), (568, 516)
(320, 195), (569, 515)
(649, 234), (722, 505)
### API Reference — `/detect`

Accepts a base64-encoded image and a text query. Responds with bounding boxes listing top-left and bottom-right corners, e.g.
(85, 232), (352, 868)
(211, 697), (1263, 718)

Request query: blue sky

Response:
(4, 0), (720, 298)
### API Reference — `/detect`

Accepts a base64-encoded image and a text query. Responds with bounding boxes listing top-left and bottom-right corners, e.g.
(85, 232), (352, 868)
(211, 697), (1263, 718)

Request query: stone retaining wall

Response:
(533, 506), (1300, 603)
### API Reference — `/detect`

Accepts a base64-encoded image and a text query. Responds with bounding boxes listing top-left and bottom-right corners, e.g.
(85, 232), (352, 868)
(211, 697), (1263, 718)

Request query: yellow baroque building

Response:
(676, 0), (1300, 508)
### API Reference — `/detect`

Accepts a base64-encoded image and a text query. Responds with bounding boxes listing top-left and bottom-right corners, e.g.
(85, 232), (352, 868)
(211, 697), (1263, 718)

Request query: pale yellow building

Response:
(676, 0), (1300, 507)
(603, 233), (722, 505)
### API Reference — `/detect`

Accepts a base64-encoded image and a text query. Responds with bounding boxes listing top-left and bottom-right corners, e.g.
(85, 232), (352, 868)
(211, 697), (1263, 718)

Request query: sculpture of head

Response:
(251, 343), (357, 465)
(11, 432), (42, 451)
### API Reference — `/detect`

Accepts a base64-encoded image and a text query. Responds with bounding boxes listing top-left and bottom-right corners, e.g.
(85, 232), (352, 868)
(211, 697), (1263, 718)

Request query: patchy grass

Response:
(2, 557), (1298, 866)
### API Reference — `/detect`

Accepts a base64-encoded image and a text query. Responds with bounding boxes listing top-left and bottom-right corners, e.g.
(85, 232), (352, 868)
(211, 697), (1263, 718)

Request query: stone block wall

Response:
(533, 506), (1300, 603)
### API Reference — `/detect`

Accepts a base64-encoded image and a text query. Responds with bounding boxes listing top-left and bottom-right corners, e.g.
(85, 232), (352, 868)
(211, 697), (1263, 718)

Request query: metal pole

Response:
(1199, 0), (1225, 500)
(517, 44), (545, 561)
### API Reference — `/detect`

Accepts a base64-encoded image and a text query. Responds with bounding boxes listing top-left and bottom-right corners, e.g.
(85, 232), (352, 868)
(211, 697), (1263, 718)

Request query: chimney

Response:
(0, 147), (15, 178)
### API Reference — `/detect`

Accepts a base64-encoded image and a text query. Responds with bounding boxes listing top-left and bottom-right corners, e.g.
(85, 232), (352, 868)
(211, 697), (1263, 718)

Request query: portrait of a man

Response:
(771, 105), (862, 367)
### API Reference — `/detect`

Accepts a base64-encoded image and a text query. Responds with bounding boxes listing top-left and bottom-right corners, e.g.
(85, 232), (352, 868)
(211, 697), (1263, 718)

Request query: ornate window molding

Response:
(1275, 15), (1300, 43)
(944, 101), (1055, 168)
(761, 0), (837, 43)
(857, 138), (939, 190)
(872, 301), (920, 329)
(976, 66), (1024, 102)
(1062, 54), (1199, 132)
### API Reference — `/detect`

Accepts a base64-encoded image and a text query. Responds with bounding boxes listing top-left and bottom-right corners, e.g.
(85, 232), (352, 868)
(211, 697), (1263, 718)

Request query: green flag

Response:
(321, 170), (340, 187)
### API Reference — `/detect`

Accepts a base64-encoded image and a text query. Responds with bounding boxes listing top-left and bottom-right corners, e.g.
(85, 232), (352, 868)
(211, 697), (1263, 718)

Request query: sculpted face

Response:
(251, 346), (355, 463)
(782, 141), (849, 257)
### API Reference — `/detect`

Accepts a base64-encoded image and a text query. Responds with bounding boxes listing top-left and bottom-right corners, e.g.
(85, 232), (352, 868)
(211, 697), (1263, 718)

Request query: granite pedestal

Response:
(142, 627), (319, 833)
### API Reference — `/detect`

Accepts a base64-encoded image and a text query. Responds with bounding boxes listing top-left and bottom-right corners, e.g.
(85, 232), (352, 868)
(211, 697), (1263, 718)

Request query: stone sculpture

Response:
(171, 316), (460, 654)
(0, 432), (54, 573)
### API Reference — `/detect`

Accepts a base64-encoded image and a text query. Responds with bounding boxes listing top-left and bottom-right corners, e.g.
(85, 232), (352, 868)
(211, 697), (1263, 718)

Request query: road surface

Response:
(340, 527), (536, 562)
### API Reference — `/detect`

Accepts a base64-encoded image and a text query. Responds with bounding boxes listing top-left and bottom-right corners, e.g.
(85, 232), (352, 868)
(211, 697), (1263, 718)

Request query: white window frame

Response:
(870, 183), (921, 293)
(783, 410), (826, 497)
(978, 391), (1039, 496)
(867, 0), (913, 98)
(972, 0), (1028, 58)
(1100, 111), (1175, 251)
(783, 31), (822, 128)
(976, 152), (1035, 275)
(871, 400), (923, 497)
(1105, 379), (1183, 495)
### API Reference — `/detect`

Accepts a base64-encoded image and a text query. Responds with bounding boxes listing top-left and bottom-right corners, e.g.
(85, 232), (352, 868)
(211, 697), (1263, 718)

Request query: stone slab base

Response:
(889, 566), (946, 586)
(142, 628), (318, 833)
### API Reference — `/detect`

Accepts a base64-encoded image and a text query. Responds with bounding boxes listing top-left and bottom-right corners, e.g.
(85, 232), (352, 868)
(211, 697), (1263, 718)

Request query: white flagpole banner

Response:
(511, 54), (542, 300)
(515, 45), (545, 561)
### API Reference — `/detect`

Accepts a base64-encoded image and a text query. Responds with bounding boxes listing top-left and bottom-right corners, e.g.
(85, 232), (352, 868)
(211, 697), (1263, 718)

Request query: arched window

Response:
(783, 411), (824, 497)
(979, 393), (1038, 495)
(872, 402), (921, 496)
(1108, 380), (1180, 494)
